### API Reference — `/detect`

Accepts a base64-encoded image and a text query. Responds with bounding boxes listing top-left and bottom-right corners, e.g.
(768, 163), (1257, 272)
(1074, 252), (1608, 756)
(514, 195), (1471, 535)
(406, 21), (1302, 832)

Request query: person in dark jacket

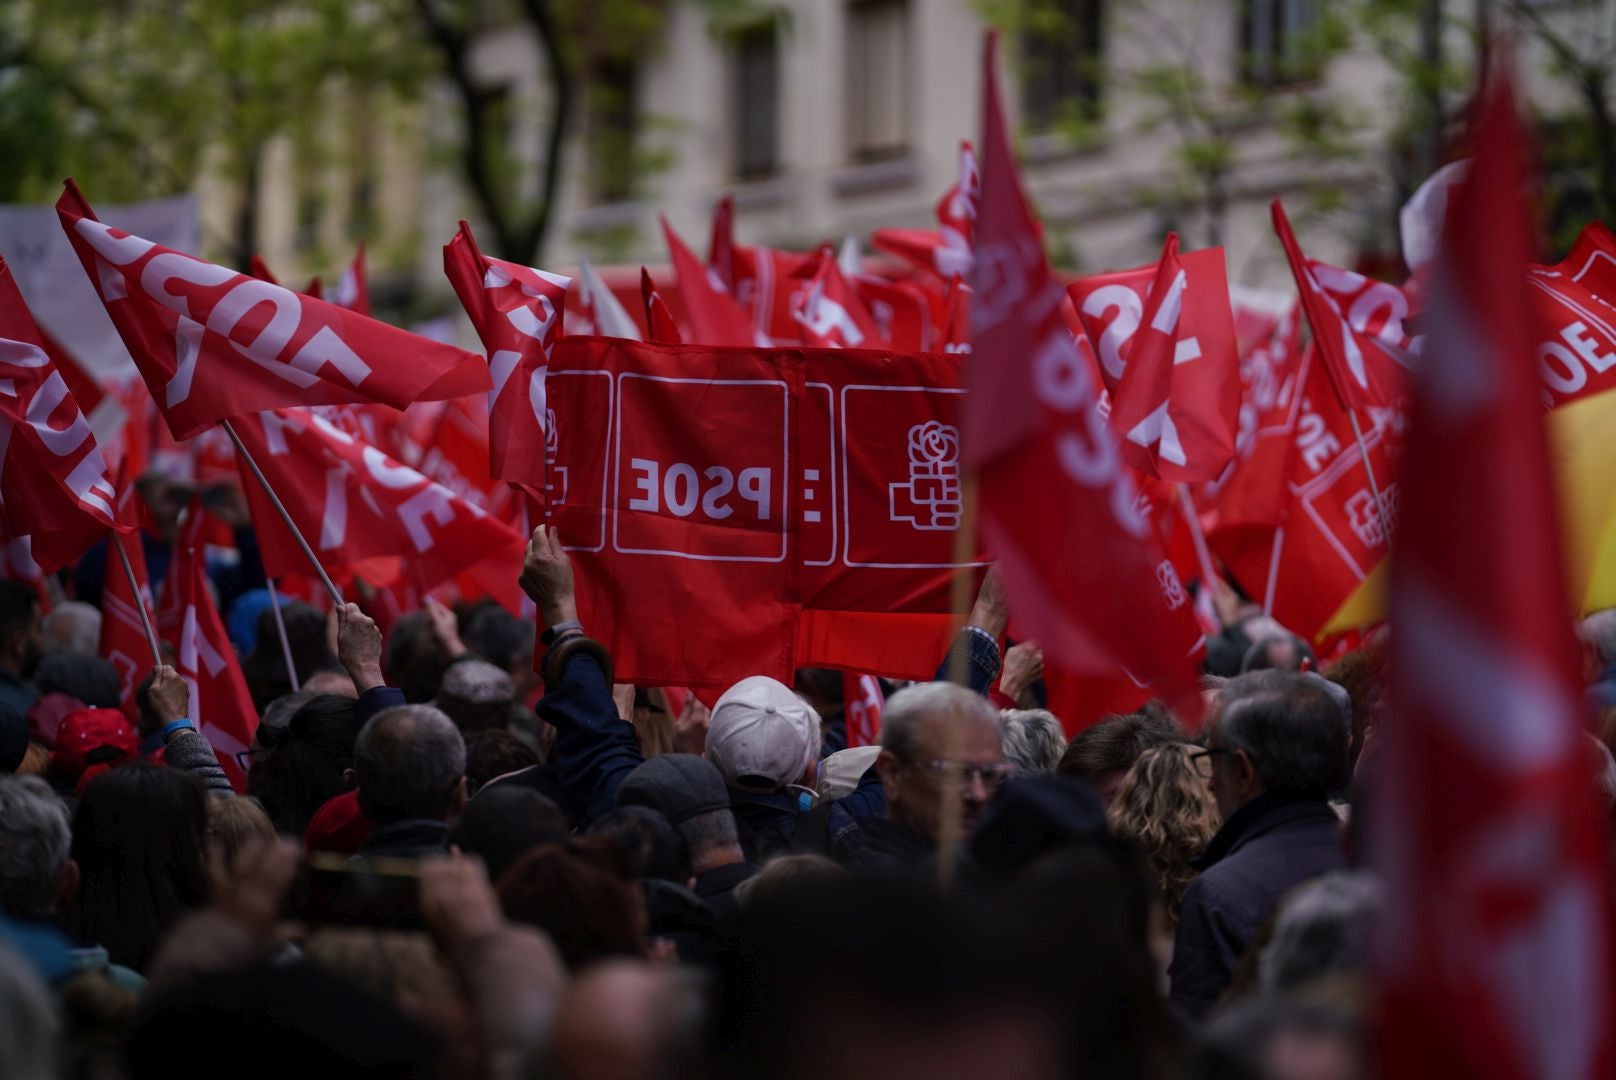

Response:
(349, 704), (466, 860)
(1168, 670), (1350, 1021)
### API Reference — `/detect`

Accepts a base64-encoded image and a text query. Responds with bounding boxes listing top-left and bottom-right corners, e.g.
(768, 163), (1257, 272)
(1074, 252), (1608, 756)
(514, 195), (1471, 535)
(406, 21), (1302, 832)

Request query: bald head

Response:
(354, 705), (466, 824)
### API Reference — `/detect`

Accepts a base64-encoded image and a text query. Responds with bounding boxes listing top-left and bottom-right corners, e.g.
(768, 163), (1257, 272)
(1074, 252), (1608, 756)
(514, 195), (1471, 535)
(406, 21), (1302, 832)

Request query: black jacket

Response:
(1168, 793), (1345, 1021)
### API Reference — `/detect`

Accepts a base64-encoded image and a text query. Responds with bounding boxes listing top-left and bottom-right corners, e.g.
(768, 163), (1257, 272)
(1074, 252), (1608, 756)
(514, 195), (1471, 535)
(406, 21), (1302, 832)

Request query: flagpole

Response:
(938, 471), (980, 890)
(265, 578), (300, 693)
(221, 419), (345, 608)
(1345, 409), (1395, 545)
(112, 533), (164, 666)
(1175, 483), (1222, 594)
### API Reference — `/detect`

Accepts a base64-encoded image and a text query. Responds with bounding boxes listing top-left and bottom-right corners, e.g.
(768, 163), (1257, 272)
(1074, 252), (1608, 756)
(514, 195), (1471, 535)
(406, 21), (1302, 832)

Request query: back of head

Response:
(354, 704), (466, 825)
(1257, 870), (1383, 994)
(36, 651), (121, 710)
(464, 604), (534, 672)
(1186, 993), (1360, 1080)
(706, 676), (820, 793)
(1215, 670), (1351, 800)
(1583, 607), (1616, 670)
(68, 762), (209, 971)
(880, 681), (1001, 761)
(435, 658), (516, 735)
(248, 694), (363, 836)
(464, 728), (541, 790)
(999, 709), (1068, 775)
(243, 601), (337, 711)
(40, 601), (99, 658)
(1056, 705), (1184, 791)
(386, 611), (454, 703)
(207, 796), (277, 869)
(587, 806), (689, 882)
(498, 839), (646, 971)
(1106, 742), (1221, 918)
(448, 786), (569, 882)
(1240, 632), (1316, 674)
(0, 775), (71, 920)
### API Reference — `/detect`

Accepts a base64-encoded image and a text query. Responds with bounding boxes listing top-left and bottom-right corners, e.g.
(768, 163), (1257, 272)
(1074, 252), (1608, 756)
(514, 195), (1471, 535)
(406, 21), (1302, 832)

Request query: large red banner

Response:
(545, 338), (984, 688)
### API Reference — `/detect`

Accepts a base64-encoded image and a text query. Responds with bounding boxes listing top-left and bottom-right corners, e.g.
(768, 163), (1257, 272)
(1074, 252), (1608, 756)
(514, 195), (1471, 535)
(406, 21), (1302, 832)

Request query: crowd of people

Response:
(1, 476), (1614, 1080)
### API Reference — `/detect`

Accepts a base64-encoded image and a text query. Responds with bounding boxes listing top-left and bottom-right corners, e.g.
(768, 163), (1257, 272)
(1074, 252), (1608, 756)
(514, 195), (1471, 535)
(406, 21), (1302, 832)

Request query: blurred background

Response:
(0, 0), (1608, 339)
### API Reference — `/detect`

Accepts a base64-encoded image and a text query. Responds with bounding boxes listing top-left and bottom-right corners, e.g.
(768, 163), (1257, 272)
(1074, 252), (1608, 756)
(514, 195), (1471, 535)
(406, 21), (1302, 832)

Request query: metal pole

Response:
(222, 419), (344, 608)
(265, 578), (300, 693)
(1346, 409), (1395, 547)
(112, 533), (163, 665)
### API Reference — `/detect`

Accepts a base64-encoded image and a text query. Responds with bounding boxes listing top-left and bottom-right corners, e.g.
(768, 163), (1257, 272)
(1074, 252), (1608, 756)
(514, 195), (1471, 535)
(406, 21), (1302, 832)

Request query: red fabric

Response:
(1273, 198), (1414, 412)
(851, 276), (932, 351)
(1041, 666), (1154, 737)
(1527, 221), (1616, 408)
(545, 337), (981, 687)
(330, 242), (370, 317)
(100, 467), (160, 718)
(1376, 64), (1615, 1079)
(792, 250), (886, 349)
(964, 34), (1200, 719)
(0, 258), (122, 571)
(305, 789), (372, 855)
(167, 538), (257, 790)
(842, 672), (885, 748)
(660, 217), (766, 348)
(1067, 235), (1241, 481)
(872, 141), (979, 281)
(443, 222), (569, 493)
(57, 181), (488, 440)
(51, 708), (139, 787)
(641, 269), (685, 346)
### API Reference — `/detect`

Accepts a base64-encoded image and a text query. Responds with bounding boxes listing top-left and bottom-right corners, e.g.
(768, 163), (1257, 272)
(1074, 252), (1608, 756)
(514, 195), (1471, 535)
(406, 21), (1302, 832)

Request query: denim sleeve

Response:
(934, 625), (1002, 696)
(538, 648), (644, 825)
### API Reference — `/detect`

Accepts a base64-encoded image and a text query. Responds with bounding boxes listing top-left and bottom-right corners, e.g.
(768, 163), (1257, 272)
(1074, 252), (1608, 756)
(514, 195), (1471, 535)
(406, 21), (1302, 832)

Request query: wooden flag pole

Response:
(937, 472), (981, 890)
(222, 419), (345, 608)
(265, 578), (301, 693)
(1345, 409), (1395, 545)
(112, 533), (164, 666)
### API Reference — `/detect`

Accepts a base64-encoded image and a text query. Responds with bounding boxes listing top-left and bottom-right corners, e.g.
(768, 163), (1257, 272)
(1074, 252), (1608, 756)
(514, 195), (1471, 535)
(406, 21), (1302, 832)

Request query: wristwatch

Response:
(539, 619), (584, 646)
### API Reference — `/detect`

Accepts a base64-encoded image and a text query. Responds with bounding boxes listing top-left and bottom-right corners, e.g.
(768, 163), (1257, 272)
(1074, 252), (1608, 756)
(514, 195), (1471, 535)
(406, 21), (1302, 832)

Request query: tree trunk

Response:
(1417, 0), (1445, 181)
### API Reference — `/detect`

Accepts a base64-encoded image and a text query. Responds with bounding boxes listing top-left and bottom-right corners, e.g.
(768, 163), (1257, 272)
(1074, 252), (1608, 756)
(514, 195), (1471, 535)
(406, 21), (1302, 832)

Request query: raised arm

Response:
(522, 525), (644, 824)
(146, 665), (235, 796)
(936, 563), (1008, 694)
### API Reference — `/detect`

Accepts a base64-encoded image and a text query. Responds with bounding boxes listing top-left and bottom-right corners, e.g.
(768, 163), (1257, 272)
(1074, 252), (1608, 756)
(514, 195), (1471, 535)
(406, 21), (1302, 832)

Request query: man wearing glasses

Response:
(1169, 671), (1350, 1021)
(856, 682), (1015, 869)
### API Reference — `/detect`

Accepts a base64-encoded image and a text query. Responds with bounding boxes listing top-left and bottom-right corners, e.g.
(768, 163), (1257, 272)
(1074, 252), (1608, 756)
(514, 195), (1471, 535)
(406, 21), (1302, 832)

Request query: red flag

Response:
(547, 337), (980, 687)
(166, 538), (255, 790)
(1273, 198), (1416, 412)
(1069, 235), (1241, 480)
(1527, 221), (1616, 408)
(443, 222), (570, 493)
(1377, 63), (1615, 1079)
(232, 408), (524, 597)
(330, 242), (371, 317)
(573, 258), (643, 340)
(248, 255), (281, 286)
(0, 258), (122, 572)
(641, 269), (685, 345)
(966, 34), (1200, 713)
(843, 672), (885, 748)
(793, 250), (886, 349)
(660, 216), (768, 348)
(57, 181), (488, 440)
(873, 141), (979, 279)
(100, 467), (159, 718)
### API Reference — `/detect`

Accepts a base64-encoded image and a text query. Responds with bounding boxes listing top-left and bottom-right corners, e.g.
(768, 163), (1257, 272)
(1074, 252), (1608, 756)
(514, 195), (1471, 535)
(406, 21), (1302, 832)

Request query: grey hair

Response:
(355, 704), (467, 824)
(438, 658), (516, 705)
(40, 601), (100, 658)
(0, 776), (71, 920)
(999, 710), (1068, 775)
(1258, 870), (1384, 992)
(0, 942), (57, 1080)
(880, 682), (999, 763)
(1214, 671), (1350, 799)
(1582, 608), (1616, 669)
(678, 807), (740, 857)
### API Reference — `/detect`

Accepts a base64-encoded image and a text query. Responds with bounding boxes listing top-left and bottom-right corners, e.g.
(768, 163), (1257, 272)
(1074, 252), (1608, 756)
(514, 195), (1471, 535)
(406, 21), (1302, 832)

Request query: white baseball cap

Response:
(705, 676), (820, 792)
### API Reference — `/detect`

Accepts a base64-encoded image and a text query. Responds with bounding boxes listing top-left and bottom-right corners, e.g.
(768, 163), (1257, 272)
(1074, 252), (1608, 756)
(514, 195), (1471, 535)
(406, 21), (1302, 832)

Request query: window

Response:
(1239, 0), (1322, 88)
(1022, 0), (1105, 132)
(846, 0), (910, 162)
(591, 58), (639, 203)
(732, 22), (780, 178)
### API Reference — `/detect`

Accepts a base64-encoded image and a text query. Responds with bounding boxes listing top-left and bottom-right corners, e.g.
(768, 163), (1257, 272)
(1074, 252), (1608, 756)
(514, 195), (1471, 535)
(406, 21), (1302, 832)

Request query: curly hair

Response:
(1106, 742), (1220, 923)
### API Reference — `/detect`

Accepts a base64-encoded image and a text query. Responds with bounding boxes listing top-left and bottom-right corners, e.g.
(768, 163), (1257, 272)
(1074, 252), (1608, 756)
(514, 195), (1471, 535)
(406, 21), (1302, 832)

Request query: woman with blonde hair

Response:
(1106, 741), (1220, 924)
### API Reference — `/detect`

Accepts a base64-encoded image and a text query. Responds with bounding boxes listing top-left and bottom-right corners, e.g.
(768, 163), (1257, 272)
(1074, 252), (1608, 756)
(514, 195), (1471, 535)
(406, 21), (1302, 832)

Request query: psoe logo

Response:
(1345, 483), (1398, 548)
(889, 421), (962, 531)
(1155, 560), (1187, 610)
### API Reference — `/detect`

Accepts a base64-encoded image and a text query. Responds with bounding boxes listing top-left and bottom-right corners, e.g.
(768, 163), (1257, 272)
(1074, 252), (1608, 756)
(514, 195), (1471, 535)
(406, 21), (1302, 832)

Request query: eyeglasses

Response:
(1190, 748), (1231, 780)
(234, 747), (267, 773)
(916, 760), (1018, 789)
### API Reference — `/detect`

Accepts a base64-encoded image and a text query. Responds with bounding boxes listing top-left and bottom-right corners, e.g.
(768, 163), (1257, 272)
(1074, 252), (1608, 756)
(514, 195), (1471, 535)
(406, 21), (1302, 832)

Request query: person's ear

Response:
(56, 858), (80, 913)
(341, 767), (355, 788)
(451, 775), (469, 817)
(1235, 749), (1260, 796)
(873, 749), (902, 797)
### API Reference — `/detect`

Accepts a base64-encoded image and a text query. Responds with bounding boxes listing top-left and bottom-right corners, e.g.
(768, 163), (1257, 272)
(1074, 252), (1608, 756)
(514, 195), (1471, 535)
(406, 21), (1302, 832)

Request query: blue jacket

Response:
(1168, 793), (1346, 1021)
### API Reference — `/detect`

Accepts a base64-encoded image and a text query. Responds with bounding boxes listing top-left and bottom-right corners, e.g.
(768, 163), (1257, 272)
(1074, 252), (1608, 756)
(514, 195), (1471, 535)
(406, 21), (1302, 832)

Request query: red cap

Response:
(304, 789), (372, 856)
(51, 708), (139, 780)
